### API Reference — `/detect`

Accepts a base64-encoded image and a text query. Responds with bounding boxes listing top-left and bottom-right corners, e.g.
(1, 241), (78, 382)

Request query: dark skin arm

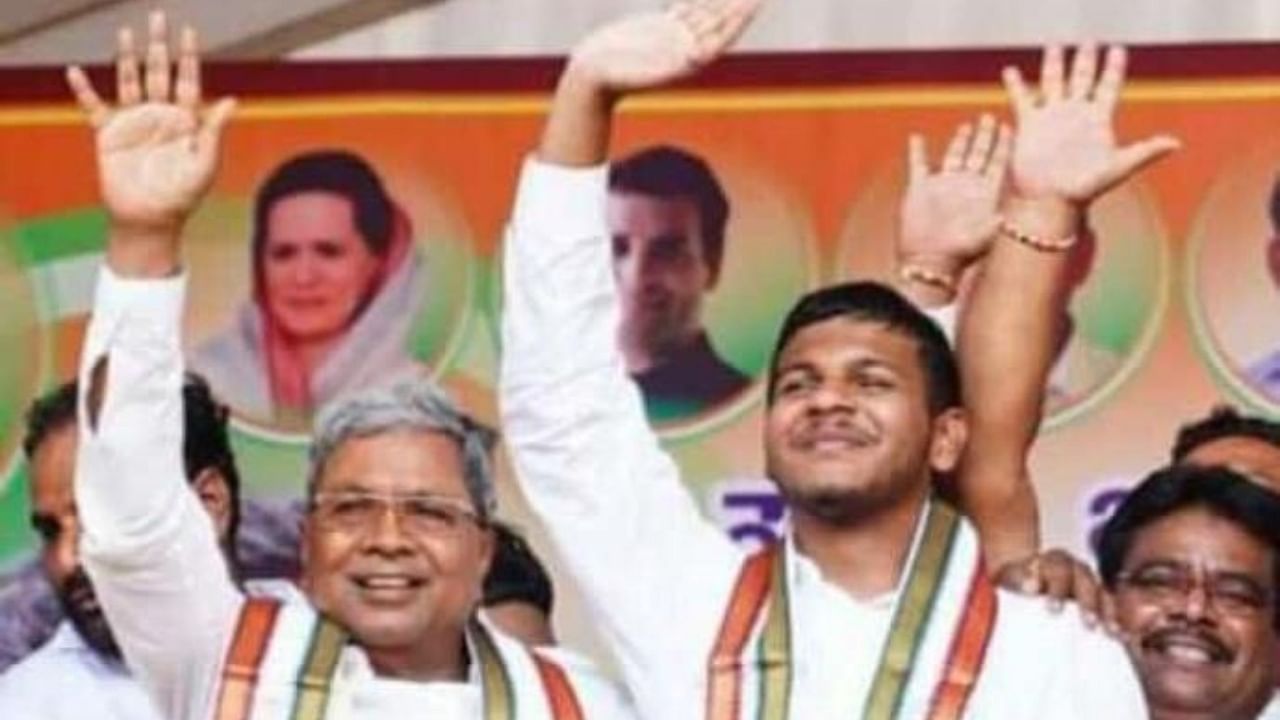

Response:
(957, 44), (1178, 571)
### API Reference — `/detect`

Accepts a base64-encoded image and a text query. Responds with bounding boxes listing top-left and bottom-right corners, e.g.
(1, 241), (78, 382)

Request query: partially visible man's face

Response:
(29, 425), (119, 659)
(302, 430), (493, 660)
(1113, 506), (1276, 720)
(763, 317), (959, 525)
(608, 192), (715, 368)
(1184, 437), (1280, 495)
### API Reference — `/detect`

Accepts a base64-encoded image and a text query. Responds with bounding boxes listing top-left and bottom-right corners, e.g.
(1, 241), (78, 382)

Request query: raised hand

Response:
(541, 0), (763, 167)
(897, 114), (1012, 300)
(1002, 44), (1178, 204)
(568, 0), (762, 96)
(66, 11), (234, 272)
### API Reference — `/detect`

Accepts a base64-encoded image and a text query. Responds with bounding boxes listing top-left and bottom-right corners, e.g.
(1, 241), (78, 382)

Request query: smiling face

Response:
(764, 316), (963, 525)
(261, 191), (382, 343)
(301, 429), (493, 661)
(1113, 506), (1277, 720)
(608, 192), (715, 368)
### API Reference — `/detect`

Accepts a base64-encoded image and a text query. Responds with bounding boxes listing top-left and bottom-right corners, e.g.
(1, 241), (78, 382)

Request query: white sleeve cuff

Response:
(509, 156), (609, 240)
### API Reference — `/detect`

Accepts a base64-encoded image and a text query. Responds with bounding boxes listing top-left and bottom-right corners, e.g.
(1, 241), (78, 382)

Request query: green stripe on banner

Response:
(10, 210), (108, 267)
(0, 462), (35, 568)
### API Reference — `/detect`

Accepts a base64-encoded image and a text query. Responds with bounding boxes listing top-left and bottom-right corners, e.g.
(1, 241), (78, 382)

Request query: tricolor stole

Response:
(214, 598), (584, 720)
(706, 501), (998, 720)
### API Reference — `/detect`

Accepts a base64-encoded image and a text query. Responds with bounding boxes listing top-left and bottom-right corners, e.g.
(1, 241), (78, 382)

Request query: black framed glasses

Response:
(1116, 562), (1273, 616)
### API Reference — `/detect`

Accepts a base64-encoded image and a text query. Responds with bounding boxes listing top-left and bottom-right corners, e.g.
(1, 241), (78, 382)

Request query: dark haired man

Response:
(608, 145), (749, 419)
(62, 11), (629, 719)
(500, 1), (1177, 717)
(482, 522), (557, 647)
(1098, 465), (1280, 720)
(1172, 406), (1280, 493)
(0, 376), (239, 719)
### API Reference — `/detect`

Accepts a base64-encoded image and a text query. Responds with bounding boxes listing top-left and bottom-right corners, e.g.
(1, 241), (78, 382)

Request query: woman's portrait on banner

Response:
(186, 147), (473, 430)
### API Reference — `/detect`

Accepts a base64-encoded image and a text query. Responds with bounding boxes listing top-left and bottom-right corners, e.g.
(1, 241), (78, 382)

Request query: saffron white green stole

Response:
(706, 500), (998, 720)
(213, 598), (584, 720)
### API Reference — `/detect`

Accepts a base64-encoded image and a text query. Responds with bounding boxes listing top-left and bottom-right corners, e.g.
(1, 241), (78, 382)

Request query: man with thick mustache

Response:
(1098, 464), (1280, 720)
(0, 376), (240, 719)
(500, 0), (1178, 717)
(64, 11), (629, 720)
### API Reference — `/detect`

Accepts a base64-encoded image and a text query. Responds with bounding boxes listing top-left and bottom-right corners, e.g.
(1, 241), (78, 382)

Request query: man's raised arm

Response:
(500, 1), (763, 708)
(957, 45), (1178, 571)
(69, 12), (239, 719)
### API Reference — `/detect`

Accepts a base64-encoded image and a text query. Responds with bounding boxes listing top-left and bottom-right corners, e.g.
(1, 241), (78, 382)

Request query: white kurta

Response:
(0, 621), (163, 720)
(74, 266), (632, 720)
(499, 158), (1149, 720)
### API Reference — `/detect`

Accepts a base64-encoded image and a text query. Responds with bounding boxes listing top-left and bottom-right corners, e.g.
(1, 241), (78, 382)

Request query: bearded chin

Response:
(783, 486), (871, 526)
(58, 569), (123, 661)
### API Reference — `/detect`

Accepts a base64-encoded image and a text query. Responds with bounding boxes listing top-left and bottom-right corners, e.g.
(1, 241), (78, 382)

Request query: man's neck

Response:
(622, 326), (702, 375)
(790, 493), (929, 601)
(363, 630), (469, 683)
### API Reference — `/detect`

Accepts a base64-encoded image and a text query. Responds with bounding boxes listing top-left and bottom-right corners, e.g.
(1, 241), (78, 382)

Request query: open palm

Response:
(95, 103), (212, 228)
(900, 115), (1011, 265)
(1003, 45), (1178, 204)
(67, 14), (233, 233)
(571, 0), (761, 93)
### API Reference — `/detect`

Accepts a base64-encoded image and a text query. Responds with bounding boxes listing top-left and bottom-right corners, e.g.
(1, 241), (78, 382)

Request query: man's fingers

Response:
(1070, 558), (1102, 629)
(144, 10), (172, 103)
(985, 123), (1013, 185)
(1039, 551), (1074, 611)
(195, 96), (237, 166)
(1101, 135), (1181, 193)
(906, 133), (928, 185)
(1039, 44), (1065, 102)
(116, 27), (142, 105)
(702, 0), (763, 52)
(942, 122), (973, 172)
(966, 113), (997, 172)
(1101, 590), (1123, 637)
(1093, 45), (1128, 113)
(66, 66), (110, 127)
(683, 0), (761, 64)
(174, 26), (201, 111)
(1067, 42), (1098, 100)
(1001, 66), (1034, 118)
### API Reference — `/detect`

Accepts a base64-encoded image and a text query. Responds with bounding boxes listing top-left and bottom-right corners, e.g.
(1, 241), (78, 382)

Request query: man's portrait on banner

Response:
(1243, 176), (1280, 398)
(1188, 147), (1280, 410)
(604, 144), (816, 432)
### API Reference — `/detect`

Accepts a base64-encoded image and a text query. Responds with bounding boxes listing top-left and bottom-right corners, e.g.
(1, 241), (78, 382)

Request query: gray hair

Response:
(307, 380), (498, 520)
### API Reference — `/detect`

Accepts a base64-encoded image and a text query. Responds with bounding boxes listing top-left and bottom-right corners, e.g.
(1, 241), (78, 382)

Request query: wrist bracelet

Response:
(998, 217), (1077, 252)
(898, 263), (958, 295)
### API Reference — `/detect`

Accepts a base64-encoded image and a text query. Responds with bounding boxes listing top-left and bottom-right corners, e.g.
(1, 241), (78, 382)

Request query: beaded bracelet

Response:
(897, 263), (958, 295)
(998, 217), (1077, 252)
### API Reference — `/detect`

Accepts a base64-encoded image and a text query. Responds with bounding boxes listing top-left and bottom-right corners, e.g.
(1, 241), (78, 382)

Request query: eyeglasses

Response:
(310, 490), (485, 537)
(1116, 562), (1273, 616)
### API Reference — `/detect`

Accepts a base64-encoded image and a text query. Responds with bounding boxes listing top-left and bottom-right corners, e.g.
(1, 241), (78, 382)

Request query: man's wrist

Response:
(1000, 194), (1080, 247)
(106, 223), (182, 278)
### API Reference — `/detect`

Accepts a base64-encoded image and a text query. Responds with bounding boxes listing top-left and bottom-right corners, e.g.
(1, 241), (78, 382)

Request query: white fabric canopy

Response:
(294, 0), (1280, 59)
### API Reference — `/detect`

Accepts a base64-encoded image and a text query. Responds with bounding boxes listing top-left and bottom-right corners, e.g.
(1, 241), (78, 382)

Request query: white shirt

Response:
(74, 266), (632, 720)
(0, 621), (162, 720)
(499, 158), (1149, 720)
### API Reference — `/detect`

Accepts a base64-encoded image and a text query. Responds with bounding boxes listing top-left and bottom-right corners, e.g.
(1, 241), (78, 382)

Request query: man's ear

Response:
(476, 525), (496, 587)
(928, 407), (969, 474)
(192, 466), (233, 543)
